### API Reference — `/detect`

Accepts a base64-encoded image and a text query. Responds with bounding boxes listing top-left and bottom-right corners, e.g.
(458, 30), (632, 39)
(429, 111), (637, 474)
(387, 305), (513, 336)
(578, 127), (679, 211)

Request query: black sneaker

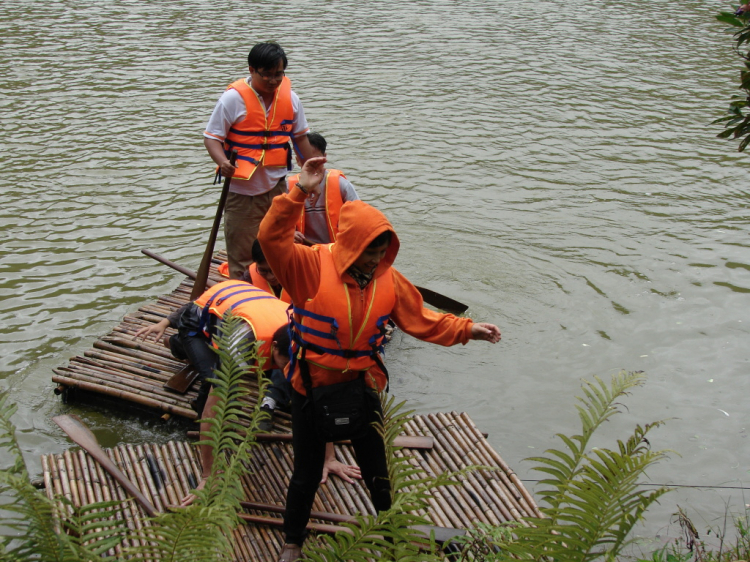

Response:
(258, 404), (274, 432)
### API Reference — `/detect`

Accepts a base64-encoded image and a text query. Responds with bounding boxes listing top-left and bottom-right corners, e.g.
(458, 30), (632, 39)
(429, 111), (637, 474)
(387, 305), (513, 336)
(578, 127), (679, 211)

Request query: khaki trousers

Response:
(223, 177), (286, 279)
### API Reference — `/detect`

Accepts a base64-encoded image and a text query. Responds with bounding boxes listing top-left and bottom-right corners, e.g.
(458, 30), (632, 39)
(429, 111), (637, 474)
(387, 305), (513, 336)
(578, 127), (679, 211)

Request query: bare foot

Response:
(179, 477), (207, 507)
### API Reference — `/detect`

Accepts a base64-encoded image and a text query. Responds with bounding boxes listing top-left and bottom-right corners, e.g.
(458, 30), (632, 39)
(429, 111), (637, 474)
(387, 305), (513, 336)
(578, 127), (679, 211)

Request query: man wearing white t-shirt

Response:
(204, 42), (315, 279)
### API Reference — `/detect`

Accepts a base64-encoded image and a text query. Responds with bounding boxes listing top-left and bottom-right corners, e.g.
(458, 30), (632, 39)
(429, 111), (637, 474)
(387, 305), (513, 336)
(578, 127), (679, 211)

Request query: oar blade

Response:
(415, 285), (469, 315)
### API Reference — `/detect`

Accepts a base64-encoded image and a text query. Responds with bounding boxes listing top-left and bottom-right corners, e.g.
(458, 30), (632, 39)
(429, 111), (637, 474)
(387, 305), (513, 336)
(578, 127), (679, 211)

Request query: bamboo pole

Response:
(68, 359), (177, 398)
(457, 412), (542, 519)
(101, 448), (145, 548)
(129, 444), (162, 514)
(57, 454), (74, 516)
(391, 447), (453, 528)
(436, 414), (529, 523)
(104, 332), (181, 362)
(83, 348), (176, 379)
(232, 526), (254, 561)
(178, 440), (203, 490)
(245, 451), (285, 504)
(437, 413), (512, 525)
(166, 441), (191, 501)
(51, 373), (197, 419)
(416, 417), (480, 523)
(432, 413), (506, 525)
(152, 444), (180, 508)
(92, 340), (180, 370)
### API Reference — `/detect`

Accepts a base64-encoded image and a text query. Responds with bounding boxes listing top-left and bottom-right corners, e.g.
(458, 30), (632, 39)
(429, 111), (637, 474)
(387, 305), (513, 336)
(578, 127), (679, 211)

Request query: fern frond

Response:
(0, 393), (131, 561)
(496, 371), (671, 562)
(124, 314), (269, 559)
(128, 506), (237, 561)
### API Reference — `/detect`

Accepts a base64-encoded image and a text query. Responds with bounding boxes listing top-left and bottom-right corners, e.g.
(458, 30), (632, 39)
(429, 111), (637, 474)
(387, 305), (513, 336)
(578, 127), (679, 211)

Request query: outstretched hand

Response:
(471, 322), (501, 343)
(298, 156), (327, 204)
(134, 319), (170, 343)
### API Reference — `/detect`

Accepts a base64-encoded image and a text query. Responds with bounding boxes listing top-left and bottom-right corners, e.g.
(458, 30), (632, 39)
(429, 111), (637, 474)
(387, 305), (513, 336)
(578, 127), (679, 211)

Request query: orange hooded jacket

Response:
(258, 186), (474, 395)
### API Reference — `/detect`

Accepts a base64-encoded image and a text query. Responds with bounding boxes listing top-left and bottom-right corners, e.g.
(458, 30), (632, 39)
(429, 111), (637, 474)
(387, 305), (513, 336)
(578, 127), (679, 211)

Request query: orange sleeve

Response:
(390, 269), (474, 345)
(257, 188), (322, 304)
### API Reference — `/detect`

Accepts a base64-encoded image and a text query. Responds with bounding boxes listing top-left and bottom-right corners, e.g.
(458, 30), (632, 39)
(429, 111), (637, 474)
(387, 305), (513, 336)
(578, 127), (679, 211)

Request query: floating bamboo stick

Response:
(50, 373), (197, 419)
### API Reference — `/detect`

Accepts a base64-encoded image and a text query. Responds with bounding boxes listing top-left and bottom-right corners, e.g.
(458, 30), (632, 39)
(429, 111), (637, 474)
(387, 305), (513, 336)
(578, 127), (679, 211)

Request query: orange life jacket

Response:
(288, 170), (346, 243)
(217, 261), (292, 304)
(223, 77), (294, 180)
(289, 245), (395, 373)
(194, 280), (289, 368)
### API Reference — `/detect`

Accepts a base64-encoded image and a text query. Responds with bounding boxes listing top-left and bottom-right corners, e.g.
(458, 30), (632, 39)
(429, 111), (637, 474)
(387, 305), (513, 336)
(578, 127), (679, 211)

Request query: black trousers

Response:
(283, 389), (392, 546)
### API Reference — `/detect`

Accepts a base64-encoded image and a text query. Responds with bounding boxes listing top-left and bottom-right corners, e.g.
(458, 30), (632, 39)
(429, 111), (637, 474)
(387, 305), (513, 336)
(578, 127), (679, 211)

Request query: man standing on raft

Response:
(258, 157), (502, 562)
(204, 41), (316, 279)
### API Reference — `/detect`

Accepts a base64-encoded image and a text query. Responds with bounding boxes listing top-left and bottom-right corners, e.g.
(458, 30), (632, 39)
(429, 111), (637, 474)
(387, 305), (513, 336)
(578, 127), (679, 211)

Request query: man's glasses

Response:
(256, 70), (285, 81)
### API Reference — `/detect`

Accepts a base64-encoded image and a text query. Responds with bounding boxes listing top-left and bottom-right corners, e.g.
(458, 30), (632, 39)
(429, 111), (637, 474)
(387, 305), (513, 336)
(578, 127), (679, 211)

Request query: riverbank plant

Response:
(715, 5), (750, 151)
(443, 370), (672, 562)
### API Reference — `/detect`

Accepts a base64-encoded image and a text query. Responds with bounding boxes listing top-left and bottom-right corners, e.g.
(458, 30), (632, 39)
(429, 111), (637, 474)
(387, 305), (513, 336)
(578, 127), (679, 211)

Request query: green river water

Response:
(1, 0), (749, 552)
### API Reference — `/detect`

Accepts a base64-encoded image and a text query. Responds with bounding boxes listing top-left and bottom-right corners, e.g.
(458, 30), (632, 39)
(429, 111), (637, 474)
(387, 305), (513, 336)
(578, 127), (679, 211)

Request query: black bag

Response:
(311, 374), (371, 442)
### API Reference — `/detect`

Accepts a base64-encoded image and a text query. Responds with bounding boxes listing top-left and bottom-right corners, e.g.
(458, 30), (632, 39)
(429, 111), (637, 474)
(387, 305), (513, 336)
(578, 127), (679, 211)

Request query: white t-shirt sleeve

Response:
(291, 91), (309, 138)
(204, 88), (247, 141)
(339, 176), (360, 202)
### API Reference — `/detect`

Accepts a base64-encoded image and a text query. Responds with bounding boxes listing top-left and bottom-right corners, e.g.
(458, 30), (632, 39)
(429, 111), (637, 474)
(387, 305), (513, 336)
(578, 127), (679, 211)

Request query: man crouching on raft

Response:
(258, 156), (501, 562)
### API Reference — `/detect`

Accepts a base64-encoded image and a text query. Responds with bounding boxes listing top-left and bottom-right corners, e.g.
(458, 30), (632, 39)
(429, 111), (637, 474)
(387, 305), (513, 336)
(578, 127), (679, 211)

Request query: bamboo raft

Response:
(51, 253), (296, 427)
(41, 411), (541, 560)
(46, 252), (540, 558)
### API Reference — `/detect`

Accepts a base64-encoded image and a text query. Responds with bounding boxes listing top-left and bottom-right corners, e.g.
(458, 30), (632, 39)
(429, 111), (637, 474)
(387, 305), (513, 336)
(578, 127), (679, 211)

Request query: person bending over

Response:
(134, 282), (360, 505)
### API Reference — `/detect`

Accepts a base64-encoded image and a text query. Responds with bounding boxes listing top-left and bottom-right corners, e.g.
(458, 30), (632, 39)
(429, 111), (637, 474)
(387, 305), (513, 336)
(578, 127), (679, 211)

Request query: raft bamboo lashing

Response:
(41, 412), (538, 561)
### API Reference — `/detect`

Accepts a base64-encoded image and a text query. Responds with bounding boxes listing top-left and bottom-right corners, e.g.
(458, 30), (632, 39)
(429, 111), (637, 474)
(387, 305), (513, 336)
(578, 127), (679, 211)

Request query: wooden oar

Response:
(52, 414), (159, 517)
(412, 285), (468, 315)
(190, 149), (238, 301)
(299, 237), (468, 315)
(185, 430), (435, 450)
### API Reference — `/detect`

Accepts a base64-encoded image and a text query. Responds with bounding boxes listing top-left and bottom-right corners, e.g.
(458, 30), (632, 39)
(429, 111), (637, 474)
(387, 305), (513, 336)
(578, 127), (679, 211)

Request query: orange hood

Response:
(329, 200), (400, 279)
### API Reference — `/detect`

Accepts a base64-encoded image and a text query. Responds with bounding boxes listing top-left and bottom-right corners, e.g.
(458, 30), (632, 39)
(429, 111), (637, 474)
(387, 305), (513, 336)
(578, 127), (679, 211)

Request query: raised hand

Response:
(298, 156), (327, 204)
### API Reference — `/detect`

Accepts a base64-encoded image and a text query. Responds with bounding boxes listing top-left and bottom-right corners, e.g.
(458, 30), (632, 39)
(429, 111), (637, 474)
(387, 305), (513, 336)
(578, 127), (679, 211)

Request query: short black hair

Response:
(248, 42), (288, 71)
(272, 324), (291, 358)
(368, 230), (392, 249)
(251, 239), (267, 264)
(307, 132), (327, 154)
